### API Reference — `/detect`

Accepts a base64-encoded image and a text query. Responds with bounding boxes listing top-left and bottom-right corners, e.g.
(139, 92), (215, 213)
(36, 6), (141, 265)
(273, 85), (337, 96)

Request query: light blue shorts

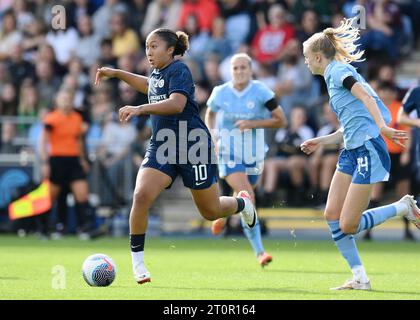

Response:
(337, 135), (391, 184)
(218, 161), (262, 186)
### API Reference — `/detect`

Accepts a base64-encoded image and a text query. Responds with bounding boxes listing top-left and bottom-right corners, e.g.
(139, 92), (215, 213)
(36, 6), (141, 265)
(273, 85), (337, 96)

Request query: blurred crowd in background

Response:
(0, 0), (419, 237)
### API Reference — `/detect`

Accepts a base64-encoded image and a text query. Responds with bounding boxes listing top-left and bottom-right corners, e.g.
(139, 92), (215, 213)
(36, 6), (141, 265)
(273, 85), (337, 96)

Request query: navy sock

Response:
(130, 234), (145, 252)
(235, 198), (245, 213)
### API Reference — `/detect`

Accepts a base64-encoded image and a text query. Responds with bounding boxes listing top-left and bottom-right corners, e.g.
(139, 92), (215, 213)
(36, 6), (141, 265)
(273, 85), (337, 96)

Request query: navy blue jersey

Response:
(148, 59), (210, 144)
(402, 86), (420, 116)
(143, 60), (217, 189)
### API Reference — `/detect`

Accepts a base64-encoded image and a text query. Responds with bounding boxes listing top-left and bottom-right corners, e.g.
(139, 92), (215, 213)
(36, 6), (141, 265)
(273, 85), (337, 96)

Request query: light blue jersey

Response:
(207, 80), (274, 173)
(325, 60), (391, 150)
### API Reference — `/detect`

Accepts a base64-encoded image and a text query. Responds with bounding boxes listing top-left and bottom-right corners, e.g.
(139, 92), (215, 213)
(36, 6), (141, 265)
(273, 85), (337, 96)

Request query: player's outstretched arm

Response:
(397, 108), (420, 128)
(300, 129), (343, 155)
(95, 67), (148, 95)
(119, 93), (187, 122)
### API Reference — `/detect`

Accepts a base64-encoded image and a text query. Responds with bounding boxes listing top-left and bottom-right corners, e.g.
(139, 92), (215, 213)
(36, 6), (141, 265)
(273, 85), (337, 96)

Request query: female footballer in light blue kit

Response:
(301, 18), (420, 290)
(205, 53), (287, 266)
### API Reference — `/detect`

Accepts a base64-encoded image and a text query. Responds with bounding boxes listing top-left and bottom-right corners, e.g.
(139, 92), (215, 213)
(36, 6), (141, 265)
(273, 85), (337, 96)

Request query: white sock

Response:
(131, 251), (144, 267)
(395, 201), (410, 216)
(352, 265), (369, 283)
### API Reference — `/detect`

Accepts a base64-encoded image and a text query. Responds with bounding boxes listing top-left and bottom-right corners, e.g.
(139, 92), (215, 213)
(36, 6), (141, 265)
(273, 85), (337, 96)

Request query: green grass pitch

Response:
(0, 235), (419, 300)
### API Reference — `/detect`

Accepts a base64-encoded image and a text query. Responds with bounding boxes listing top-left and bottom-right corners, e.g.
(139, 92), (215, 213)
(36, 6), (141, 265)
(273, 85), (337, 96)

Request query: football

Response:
(82, 253), (116, 287)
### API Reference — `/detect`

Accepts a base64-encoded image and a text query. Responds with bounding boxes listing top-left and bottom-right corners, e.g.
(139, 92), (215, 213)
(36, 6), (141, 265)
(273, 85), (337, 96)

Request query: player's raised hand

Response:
(95, 67), (117, 86)
(119, 105), (142, 123)
(380, 126), (408, 148)
(300, 138), (321, 155)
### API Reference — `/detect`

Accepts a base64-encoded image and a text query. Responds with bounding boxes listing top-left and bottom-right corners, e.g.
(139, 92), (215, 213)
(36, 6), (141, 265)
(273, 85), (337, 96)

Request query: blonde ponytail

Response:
(304, 17), (365, 63)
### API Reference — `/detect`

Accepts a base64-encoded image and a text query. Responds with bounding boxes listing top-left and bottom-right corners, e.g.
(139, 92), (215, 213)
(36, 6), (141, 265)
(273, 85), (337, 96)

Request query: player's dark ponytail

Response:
(174, 31), (189, 57)
(151, 28), (189, 57)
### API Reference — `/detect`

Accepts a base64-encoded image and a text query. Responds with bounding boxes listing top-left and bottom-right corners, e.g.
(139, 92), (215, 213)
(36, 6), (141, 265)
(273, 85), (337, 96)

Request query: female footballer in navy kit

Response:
(95, 28), (257, 284)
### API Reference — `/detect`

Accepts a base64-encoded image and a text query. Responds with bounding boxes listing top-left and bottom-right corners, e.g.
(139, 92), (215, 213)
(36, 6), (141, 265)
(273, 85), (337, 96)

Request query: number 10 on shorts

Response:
(193, 164), (207, 182)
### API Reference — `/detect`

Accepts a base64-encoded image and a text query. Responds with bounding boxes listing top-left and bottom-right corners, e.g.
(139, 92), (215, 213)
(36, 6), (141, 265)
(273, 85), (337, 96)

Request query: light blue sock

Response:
(327, 220), (362, 269)
(241, 218), (265, 256)
(356, 202), (405, 233)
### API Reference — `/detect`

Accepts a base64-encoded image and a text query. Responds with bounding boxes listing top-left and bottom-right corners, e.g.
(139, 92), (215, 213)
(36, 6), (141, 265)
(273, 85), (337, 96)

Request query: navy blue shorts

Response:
(141, 145), (218, 190)
(337, 135), (391, 184)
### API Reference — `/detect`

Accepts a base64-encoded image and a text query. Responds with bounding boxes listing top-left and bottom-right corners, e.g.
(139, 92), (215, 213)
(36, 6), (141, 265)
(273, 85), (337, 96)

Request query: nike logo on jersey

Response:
(195, 181), (206, 186)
